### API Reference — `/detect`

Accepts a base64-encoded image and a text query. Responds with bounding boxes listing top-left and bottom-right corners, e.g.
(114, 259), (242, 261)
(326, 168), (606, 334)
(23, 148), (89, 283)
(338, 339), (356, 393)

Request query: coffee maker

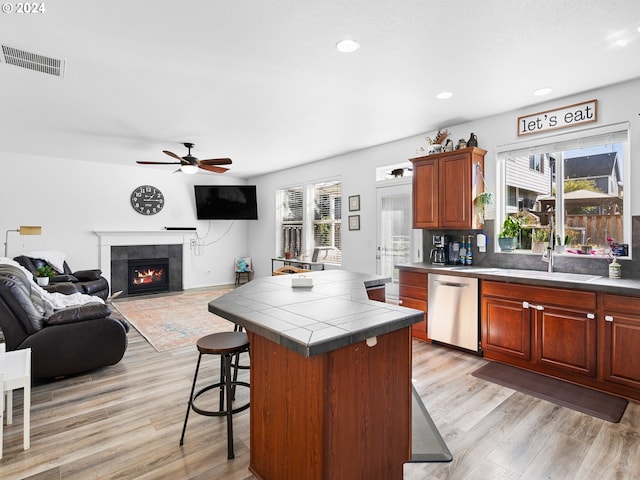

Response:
(430, 234), (449, 265)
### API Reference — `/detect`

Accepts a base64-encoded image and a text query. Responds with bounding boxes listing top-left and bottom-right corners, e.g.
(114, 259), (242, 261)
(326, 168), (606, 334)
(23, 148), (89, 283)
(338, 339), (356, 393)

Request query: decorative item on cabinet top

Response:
(416, 129), (449, 155)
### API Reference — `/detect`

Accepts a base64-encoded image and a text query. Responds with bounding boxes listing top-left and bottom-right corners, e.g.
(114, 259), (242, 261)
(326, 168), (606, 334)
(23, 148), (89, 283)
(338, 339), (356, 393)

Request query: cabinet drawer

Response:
(482, 281), (596, 311)
(398, 296), (426, 312)
(399, 284), (427, 300)
(399, 271), (427, 288)
(602, 294), (640, 315)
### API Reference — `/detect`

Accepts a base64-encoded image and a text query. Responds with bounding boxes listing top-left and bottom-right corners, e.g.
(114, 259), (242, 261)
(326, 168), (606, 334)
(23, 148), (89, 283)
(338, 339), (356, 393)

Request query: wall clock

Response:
(130, 185), (165, 215)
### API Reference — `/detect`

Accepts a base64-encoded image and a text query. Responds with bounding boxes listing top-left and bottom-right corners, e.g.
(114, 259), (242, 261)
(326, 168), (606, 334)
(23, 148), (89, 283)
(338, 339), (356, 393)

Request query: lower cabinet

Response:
(399, 271), (428, 341)
(482, 281), (640, 400)
(602, 294), (640, 391)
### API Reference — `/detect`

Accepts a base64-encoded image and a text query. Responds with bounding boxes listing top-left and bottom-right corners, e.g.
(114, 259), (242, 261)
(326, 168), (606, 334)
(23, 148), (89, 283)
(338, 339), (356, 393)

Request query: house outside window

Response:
(500, 124), (628, 254)
(276, 178), (342, 265)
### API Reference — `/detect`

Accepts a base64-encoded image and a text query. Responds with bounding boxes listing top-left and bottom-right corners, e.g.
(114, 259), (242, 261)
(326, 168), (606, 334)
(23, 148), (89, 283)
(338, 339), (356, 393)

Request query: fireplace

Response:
(128, 258), (169, 295)
(110, 244), (183, 298)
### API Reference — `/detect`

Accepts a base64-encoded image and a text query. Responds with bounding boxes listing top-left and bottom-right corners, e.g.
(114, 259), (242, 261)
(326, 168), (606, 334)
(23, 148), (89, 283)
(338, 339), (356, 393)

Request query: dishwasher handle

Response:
(435, 281), (469, 288)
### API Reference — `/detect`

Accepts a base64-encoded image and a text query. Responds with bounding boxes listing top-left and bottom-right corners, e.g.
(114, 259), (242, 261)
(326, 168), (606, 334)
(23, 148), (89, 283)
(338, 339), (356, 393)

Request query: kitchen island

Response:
(209, 270), (424, 480)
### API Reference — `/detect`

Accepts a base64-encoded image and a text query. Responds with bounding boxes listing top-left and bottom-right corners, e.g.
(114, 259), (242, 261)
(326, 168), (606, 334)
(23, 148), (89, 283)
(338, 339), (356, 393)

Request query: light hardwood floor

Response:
(2, 296), (639, 479)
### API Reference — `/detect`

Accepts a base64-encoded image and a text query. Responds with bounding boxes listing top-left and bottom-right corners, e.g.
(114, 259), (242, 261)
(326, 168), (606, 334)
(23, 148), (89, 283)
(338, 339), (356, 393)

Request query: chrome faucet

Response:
(543, 215), (554, 272)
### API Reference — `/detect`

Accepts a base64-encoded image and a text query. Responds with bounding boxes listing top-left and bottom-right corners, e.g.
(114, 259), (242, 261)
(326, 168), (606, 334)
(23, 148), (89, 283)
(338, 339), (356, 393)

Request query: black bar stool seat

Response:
(180, 331), (250, 459)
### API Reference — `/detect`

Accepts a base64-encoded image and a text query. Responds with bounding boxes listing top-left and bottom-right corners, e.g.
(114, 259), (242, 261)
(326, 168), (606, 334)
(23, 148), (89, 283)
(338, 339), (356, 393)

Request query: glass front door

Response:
(376, 182), (422, 300)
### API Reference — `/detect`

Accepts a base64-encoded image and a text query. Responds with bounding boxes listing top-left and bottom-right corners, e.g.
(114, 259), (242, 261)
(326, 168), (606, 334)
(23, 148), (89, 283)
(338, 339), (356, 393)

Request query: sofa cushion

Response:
(73, 269), (102, 281)
(52, 274), (79, 282)
(26, 250), (67, 273)
(45, 303), (111, 326)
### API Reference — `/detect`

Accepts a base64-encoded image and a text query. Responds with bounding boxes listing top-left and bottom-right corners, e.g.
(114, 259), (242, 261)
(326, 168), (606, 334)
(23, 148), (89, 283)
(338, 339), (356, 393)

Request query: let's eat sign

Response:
(517, 99), (597, 136)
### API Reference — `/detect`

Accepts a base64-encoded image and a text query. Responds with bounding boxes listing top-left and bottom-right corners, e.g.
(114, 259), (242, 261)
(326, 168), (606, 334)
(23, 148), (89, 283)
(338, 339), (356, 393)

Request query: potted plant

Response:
(531, 228), (550, 253)
(35, 265), (55, 286)
(475, 192), (493, 223)
(498, 215), (522, 251)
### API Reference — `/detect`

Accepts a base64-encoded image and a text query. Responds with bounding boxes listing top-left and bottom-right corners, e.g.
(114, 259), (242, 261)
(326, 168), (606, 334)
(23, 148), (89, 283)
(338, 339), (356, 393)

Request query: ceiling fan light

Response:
(181, 164), (198, 174)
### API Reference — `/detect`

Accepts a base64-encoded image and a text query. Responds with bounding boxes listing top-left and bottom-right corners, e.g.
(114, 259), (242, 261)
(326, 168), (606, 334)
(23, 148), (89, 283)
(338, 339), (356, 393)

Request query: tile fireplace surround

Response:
(95, 231), (192, 296)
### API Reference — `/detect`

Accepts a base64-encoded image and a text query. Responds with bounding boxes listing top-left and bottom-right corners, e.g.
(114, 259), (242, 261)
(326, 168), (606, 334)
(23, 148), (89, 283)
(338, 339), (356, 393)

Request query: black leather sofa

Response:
(14, 255), (110, 300)
(0, 264), (129, 379)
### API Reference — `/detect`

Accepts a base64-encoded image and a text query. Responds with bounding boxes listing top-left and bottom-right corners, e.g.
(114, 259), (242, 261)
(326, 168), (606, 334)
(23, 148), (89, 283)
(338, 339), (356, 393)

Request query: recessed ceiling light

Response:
(533, 87), (553, 96)
(436, 91), (453, 99)
(336, 39), (360, 53)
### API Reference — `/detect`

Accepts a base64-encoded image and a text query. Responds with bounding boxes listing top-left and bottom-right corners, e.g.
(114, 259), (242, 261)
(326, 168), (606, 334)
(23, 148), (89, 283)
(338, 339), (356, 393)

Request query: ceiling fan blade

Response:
(163, 150), (186, 163)
(198, 164), (229, 174)
(137, 161), (182, 165)
(199, 158), (233, 166)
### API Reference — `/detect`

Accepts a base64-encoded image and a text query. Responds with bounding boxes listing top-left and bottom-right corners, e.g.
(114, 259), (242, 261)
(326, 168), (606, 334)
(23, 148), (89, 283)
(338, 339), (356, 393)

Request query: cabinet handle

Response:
(523, 301), (544, 311)
(605, 315), (614, 322)
(398, 300), (403, 305)
(586, 313), (595, 320)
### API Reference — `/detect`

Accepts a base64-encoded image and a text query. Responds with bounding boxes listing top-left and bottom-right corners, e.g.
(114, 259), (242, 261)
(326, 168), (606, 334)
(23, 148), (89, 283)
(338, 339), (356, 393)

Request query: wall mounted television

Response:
(194, 185), (258, 220)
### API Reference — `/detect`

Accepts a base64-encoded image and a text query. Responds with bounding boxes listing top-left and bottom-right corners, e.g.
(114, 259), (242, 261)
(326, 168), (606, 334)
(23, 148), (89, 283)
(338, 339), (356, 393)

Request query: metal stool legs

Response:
(180, 334), (250, 460)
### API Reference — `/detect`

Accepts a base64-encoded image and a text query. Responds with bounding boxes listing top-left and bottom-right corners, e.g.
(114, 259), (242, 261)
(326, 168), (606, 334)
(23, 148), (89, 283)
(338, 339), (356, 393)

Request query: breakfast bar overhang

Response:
(209, 270), (424, 480)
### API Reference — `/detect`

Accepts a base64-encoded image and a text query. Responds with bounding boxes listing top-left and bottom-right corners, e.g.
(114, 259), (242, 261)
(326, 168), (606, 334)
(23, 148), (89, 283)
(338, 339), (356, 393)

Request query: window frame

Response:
(275, 176), (342, 265)
(496, 122), (630, 257)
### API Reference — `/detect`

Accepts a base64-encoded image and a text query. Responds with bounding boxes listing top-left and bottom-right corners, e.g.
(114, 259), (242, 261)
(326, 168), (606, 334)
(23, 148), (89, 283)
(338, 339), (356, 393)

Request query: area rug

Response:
(472, 362), (628, 423)
(112, 289), (234, 352)
(410, 386), (453, 462)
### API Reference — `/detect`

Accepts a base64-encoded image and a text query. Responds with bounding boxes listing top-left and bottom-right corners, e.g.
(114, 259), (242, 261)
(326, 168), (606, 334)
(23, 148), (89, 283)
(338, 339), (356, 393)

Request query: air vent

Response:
(1, 44), (66, 77)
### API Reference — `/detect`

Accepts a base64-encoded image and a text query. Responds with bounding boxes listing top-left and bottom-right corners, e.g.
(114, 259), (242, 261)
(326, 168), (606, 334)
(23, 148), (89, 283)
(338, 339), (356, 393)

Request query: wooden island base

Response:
(248, 327), (412, 480)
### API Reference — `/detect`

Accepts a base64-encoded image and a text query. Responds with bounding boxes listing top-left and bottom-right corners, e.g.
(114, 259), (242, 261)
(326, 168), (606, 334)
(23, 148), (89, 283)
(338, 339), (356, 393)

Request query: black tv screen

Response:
(194, 185), (258, 220)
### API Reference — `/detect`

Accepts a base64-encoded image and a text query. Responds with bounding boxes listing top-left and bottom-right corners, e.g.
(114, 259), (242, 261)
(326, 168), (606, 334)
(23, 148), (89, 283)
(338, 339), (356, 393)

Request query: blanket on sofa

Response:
(0, 257), (104, 319)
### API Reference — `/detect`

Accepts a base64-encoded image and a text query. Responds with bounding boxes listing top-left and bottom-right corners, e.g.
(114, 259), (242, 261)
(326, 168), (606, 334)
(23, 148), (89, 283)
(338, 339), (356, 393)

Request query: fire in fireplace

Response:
(128, 258), (169, 295)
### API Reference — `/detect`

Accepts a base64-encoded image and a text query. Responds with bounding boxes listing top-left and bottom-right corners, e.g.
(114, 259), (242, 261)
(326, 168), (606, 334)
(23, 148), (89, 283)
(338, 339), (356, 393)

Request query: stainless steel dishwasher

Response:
(428, 273), (479, 352)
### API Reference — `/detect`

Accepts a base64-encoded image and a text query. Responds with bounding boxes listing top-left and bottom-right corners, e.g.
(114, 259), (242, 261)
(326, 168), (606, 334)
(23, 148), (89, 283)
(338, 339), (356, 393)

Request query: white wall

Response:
(248, 78), (640, 277)
(0, 153), (250, 288)
(3, 78), (638, 286)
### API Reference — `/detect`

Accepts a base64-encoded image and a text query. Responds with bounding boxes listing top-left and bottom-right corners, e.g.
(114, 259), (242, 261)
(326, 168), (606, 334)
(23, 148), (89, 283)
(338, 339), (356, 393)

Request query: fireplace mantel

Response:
(95, 230), (194, 293)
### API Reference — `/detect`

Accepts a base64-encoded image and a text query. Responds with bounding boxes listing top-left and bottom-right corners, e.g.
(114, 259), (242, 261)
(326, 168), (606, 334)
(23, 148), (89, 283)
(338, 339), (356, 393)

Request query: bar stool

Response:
(179, 331), (250, 459)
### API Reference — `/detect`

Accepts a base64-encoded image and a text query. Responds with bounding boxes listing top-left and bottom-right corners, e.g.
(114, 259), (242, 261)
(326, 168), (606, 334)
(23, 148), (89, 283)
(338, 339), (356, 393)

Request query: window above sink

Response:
(496, 122), (630, 258)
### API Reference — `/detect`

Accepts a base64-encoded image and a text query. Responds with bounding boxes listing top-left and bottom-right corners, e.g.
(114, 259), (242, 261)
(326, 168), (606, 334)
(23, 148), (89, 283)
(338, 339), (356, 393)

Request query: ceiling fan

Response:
(137, 142), (232, 174)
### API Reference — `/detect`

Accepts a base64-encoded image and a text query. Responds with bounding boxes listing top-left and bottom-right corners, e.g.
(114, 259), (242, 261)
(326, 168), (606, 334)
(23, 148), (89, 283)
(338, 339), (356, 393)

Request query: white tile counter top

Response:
(208, 270), (423, 357)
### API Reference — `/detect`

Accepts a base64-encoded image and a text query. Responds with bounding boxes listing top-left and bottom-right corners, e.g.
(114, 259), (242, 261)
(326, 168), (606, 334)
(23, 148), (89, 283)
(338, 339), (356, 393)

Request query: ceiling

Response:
(1, 0), (639, 178)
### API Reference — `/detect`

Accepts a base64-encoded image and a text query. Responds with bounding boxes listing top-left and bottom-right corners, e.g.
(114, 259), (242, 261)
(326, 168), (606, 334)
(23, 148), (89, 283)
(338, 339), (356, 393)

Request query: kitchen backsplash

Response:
(421, 216), (640, 279)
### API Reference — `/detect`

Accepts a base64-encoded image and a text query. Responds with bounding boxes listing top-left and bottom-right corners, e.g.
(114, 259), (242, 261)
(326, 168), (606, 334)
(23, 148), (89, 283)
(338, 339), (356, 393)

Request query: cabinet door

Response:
(412, 158), (438, 229)
(602, 295), (640, 389)
(481, 296), (530, 360)
(533, 306), (597, 377)
(439, 153), (471, 228)
(399, 296), (427, 340)
(398, 271), (428, 340)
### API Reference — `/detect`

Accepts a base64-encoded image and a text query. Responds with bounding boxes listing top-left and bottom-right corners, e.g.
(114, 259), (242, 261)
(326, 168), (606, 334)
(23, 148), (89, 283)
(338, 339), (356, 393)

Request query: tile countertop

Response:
(208, 270), (423, 357)
(397, 262), (640, 296)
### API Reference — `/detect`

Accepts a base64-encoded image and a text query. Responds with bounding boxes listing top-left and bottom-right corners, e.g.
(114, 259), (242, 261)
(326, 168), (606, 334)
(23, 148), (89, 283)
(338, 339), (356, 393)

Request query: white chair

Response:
(1, 343), (31, 458)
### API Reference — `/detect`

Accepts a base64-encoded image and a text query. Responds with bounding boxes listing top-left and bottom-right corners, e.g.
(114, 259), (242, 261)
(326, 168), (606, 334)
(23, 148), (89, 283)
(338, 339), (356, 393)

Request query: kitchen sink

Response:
(467, 267), (600, 283)
(504, 270), (601, 283)
(437, 267), (602, 283)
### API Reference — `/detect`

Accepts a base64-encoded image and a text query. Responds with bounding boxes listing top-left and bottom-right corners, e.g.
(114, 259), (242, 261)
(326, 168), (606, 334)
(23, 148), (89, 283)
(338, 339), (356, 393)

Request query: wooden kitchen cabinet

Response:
(410, 147), (486, 229)
(481, 281), (597, 378)
(601, 294), (640, 390)
(481, 289), (531, 361)
(399, 270), (428, 341)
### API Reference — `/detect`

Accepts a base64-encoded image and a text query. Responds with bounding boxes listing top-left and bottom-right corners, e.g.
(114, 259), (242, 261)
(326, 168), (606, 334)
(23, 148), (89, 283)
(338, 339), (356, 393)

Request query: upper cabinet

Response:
(410, 147), (486, 229)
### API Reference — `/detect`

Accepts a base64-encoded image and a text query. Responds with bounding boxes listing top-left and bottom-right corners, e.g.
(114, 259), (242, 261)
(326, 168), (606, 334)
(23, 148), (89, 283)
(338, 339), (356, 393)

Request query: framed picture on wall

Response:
(348, 215), (360, 231)
(349, 195), (360, 212)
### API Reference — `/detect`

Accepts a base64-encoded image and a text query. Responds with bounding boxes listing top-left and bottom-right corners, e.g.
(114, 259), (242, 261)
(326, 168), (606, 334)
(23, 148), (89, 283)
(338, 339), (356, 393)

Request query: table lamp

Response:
(4, 226), (42, 257)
